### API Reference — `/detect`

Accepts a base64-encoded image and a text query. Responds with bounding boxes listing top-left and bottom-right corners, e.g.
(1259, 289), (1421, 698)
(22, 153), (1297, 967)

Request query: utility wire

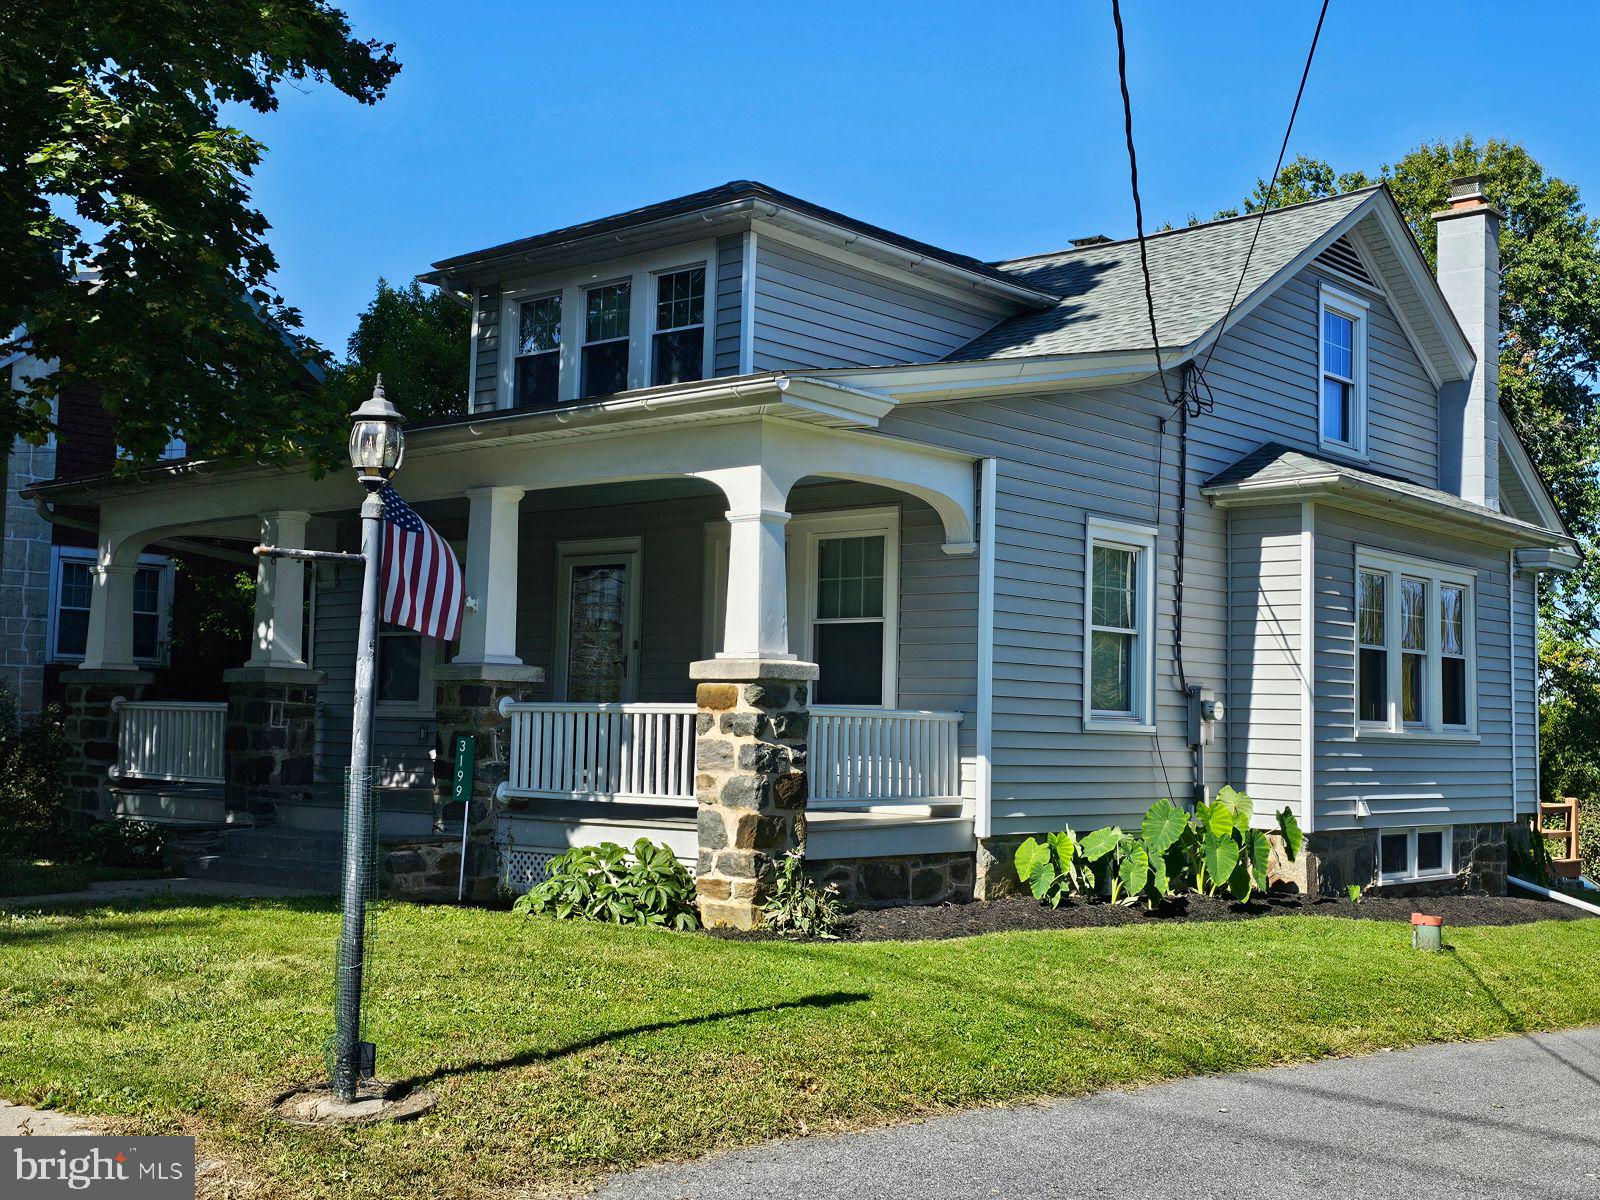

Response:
(1195, 0), (1331, 386)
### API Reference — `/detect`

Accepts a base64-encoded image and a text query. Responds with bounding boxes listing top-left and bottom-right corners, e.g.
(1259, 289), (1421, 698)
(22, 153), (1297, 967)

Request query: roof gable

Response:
(951, 187), (1473, 385)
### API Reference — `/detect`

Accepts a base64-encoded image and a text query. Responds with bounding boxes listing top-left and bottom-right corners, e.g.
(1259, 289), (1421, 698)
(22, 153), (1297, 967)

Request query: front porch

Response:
(58, 408), (986, 923)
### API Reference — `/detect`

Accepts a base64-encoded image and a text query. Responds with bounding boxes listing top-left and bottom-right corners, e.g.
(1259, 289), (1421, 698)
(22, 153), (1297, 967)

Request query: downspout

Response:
(1508, 874), (1600, 916)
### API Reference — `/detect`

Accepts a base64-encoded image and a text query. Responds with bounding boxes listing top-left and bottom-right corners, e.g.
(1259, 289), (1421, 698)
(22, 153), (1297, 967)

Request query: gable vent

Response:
(1315, 235), (1376, 287)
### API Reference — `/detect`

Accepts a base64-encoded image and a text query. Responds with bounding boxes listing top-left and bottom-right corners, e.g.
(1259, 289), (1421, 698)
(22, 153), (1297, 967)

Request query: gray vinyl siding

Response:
(311, 563), (436, 789)
(1225, 505), (1305, 813)
(1312, 509), (1516, 829)
(750, 239), (1006, 372)
(713, 234), (744, 376)
(473, 287), (500, 414)
(1513, 571), (1538, 814)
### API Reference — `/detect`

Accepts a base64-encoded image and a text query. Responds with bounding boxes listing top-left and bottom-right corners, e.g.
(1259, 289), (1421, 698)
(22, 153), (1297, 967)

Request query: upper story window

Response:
(652, 267), (706, 387)
(1318, 285), (1368, 455)
(1084, 518), (1157, 731)
(497, 242), (716, 410)
(1355, 549), (1476, 738)
(515, 294), (561, 408)
(581, 282), (631, 399)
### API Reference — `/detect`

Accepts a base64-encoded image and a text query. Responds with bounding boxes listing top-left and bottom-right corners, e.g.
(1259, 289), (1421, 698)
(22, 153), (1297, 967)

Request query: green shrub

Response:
(761, 852), (845, 938)
(0, 686), (70, 861)
(79, 819), (167, 869)
(1015, 787), (1300, 907)
(512, 839), (699, 930)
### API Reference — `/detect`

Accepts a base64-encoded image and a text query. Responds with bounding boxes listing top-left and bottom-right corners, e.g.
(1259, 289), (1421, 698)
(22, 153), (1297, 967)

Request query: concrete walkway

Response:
(592, 1029), (1600, 1200)
(0, 877), (322, 908)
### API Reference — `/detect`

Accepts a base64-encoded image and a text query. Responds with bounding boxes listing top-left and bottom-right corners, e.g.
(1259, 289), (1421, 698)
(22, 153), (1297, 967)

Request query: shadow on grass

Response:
(1444, 944), (1600, 1090)
(393, 990), (872, 1094)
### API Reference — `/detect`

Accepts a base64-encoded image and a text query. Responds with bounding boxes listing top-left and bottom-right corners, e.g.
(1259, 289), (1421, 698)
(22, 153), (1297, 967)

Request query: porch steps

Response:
(170, 828), (344, 894)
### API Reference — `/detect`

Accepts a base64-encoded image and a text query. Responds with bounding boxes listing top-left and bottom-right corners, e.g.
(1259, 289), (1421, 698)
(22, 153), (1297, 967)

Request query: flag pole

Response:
(331, 378), (405, 1102)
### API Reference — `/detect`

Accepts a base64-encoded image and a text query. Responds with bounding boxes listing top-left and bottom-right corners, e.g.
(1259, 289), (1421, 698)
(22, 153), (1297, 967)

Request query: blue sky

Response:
(240, 0), (1600, 353)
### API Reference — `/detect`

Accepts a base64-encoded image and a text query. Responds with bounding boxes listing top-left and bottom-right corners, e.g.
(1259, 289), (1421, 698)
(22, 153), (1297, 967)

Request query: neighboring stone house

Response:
(25, 177), (1576, 924)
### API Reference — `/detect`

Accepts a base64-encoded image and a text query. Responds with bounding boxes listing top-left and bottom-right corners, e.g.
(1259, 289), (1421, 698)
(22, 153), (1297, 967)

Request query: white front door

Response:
(555, 539), (641, 702)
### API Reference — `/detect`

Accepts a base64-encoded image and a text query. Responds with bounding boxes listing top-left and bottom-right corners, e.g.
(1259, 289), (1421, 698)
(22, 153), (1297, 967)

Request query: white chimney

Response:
(1433, 175), (1501, 509)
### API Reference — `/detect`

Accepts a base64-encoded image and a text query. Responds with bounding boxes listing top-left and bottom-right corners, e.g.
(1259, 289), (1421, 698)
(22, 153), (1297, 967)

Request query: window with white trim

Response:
(651, 266), (705, 387)
(48, 546), (172, 664)
(1355, 549), (1476, 736)
(1318, 285), (1367, 454)
(514, 294), (561, 408)
(1378, 826), (1453, 883)
(1084, 519), (1157, 730)
(581, 281), (631, 399)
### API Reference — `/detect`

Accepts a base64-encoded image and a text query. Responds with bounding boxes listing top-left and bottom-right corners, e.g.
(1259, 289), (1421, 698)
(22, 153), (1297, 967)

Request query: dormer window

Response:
(1318, 285), (1367, 454)
(581, 281), (631, 398)
(515, 294), (561, 408)
(652, 267), (706, 386)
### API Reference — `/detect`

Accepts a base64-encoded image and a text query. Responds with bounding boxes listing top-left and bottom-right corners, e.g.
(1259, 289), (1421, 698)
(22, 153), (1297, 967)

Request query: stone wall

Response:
(432, 664), (544, 903)
(381, 835), (464, 902)
(222, 667), (323, 823)
(691, 661), (815, 930)
(62, 669), (150, 819)
(0, 434), (56, 716)
(1282, 823), (1510, 897)
(808, 851), (974, 907)
(974, 835), (1029, 901)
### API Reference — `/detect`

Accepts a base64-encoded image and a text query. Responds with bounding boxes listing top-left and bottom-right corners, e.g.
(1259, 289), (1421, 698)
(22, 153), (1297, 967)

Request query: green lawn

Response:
(2, 898), (1597, 1199)
(0, 859), (166, 898)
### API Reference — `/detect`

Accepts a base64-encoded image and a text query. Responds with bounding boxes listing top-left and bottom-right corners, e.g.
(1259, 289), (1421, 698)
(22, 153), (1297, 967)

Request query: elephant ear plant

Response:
(1015, 787), (1302, 908)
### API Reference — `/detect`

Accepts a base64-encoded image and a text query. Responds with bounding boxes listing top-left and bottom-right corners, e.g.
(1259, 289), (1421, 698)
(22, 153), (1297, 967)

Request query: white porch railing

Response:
(498, 700), (698, 807)
(112, 699), (228, 785)
(809, 706), (964, 809)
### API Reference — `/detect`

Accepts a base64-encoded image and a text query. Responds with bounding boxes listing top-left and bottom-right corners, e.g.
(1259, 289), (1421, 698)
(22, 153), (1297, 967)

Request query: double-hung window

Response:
(651, 266), (705, 386)
(49, 547), (171, 664)
(1084, 519), (1157, 730)
(514, 294), (561, 408)
(1355, 550), (1476, 736)
(1318, 285), (1367, 454)
(581, 281), (631, 398)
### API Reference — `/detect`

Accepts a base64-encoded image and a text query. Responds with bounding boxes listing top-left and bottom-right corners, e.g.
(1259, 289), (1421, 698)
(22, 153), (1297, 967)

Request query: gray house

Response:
(30, 176), (1575, 925)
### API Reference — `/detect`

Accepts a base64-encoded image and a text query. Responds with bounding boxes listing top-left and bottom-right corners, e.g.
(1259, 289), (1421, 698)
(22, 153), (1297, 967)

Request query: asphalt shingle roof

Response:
(1202, 441), (1561, 540)
(954, 189), (1378, 361)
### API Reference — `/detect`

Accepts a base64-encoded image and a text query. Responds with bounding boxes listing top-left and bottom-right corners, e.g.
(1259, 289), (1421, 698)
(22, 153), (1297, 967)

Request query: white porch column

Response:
(454, 485), (525, 666)
(248, 510), (311, 667)
(79, 561), (138, 671)
(721, 507), (793, 660)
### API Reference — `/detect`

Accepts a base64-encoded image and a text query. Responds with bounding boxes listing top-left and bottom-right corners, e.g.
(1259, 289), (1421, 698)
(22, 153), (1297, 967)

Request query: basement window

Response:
(1377, 826), (1453, 884)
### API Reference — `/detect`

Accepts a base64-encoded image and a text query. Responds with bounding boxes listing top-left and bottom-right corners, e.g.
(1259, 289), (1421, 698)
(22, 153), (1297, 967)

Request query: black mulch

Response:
(710, 891), (1589, 944)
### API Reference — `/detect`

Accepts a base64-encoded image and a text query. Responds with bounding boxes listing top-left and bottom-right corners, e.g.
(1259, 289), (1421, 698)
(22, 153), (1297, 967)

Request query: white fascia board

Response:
(799, 350), (1169, 404)
(1497, 411), (1568, 535)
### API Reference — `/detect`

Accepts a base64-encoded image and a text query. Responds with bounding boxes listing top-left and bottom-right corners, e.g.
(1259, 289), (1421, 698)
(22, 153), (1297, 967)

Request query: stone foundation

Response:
(432, 664), (544, 904)
(381, 835), (464, 902)
(809, 852), (974, 907)
(63, 669), (152, 819)
(974, 835), (1031, 901)
(222, 666), (324, 823)
(1284, 823), (1510, 897)
(690, 658), (817, 930)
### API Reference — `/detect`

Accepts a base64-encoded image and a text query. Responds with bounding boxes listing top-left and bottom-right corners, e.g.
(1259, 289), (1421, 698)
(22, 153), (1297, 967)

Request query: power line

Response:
(1196, 0), (1331, 385)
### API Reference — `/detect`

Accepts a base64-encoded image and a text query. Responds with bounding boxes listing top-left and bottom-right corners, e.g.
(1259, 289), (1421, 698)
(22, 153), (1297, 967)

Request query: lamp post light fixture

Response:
(331, 376), (406, 1101)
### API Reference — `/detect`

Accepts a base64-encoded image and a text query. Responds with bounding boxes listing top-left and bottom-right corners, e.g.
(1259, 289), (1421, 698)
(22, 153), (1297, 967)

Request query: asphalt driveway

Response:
(591, 1028), (1600, 1199)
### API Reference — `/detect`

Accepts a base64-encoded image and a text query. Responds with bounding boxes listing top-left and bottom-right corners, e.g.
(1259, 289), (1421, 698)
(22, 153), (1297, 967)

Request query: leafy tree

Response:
(323, 279), (469, 424)
(0, 1), (400, 468)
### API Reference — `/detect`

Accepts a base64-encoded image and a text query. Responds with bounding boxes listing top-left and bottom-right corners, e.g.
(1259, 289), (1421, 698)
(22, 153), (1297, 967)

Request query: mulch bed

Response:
(707, 890), (1590, 943)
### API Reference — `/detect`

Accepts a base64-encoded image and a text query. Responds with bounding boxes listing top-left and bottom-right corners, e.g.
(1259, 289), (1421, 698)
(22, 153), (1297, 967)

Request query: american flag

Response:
(379, 484), (463, 641)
